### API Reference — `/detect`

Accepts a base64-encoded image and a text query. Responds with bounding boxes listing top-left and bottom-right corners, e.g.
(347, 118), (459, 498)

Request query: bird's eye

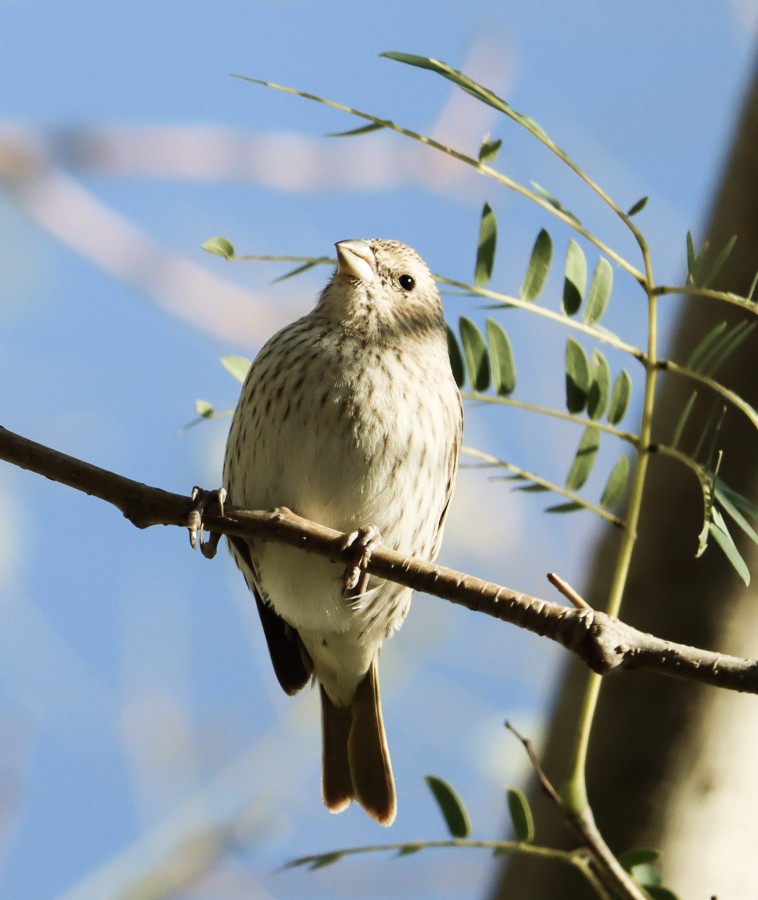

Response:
(398, 274), (415, 291)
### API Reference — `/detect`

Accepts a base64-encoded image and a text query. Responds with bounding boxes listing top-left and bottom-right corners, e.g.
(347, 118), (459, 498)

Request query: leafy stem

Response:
(380, 52), (650, 260)
(563, 241), (659, 813)
(286, 837), (605, 892)
(437, 276), (643, 357)
(654, 282), (758, 315)
(287, 838), (577, 869)
(233, 74), (645, 284)
(461, 392), (639, 445)
(660, 359), (758, 430)
(462, 445), (624, 526)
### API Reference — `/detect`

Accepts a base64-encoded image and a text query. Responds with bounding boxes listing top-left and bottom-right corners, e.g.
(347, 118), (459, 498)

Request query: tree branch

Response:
(2, 423), (756, 694)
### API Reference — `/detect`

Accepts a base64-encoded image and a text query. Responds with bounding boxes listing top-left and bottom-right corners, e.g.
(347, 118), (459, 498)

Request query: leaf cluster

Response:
(285, 772), (677, 898)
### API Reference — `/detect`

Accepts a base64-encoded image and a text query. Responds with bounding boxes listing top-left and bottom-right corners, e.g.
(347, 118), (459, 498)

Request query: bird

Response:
(222, 238), (462, 826)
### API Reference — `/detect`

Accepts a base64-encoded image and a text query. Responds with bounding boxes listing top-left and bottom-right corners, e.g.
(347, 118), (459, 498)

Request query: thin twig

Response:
(547, 573), (591, 609)
(505, 722), (646, 900)
(505, 721), (561, 805)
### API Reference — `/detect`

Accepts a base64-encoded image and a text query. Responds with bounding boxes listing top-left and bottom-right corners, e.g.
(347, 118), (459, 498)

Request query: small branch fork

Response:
(505, 722), (646, 900)
(2, 424), (757, 694)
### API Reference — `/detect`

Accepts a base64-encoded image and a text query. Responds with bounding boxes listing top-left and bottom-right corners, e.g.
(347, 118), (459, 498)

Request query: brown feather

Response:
(321, 687), (354, 813)
(347, 659), (396, 826)
(229, 536), (311, 695)
(320, 659), (395, 825)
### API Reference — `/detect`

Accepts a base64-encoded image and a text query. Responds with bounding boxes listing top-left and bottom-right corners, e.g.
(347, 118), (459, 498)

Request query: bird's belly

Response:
(225, 340), (455, 651)
(248, 407), (418, 638)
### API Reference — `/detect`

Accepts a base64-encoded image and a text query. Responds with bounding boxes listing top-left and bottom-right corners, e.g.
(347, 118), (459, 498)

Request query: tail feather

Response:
(320, 659), (396, 826)
(349, 659), (396, 825)
(321, 686), (354, 813)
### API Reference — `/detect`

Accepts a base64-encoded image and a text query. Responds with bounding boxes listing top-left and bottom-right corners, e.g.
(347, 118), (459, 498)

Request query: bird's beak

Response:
(336, 240), (376, 284)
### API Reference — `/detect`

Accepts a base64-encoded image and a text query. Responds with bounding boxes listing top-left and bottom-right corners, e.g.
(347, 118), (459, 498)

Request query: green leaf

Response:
(396, 845), (422, 857)
(381, 52), (555, 147)
(687, 321), (727, 371)
(714, 483), (758, 544)
(565, 426), (601, 491)
(686, 231), (709, 283)
(486, 318), (516, 395)
(714, 477), (758, 521)
(381, 52), (511, 116)
(178, 400), (234, 433)
(600, 455), (630, 509)
(310, 852), (344, 870)
(202, 236), (235, 259)
(587, 350), (611, 420)
(284, 850), (345, 870)
(519, 115), (551, 142)
(583, 257), (613, 324)
(701, 234), (737, 288)
(688, 320), (756, 377)
(562, 239), (586, 316)
(709, 509), (750, 585)
(687, 231), (695, 281)
(627, 196), (649, 217)
(565, 337), (590, 413)
(326, 122), (385, 137)
(194, 399), (215, 419)
(546, 501), (584, 513)
(618, 848), (661, 870)
(619, 849), (678, 898)
(644, 888), (679, 900)
(711, 320), (756, 373)
(475, 202), (497, 287)
(272, 261), (320, 283)
(670, 391), (697, 449)
(446, 324), (465, 387)
(530, 182), (581, 225)
(459, 317), (490, 391)
(607, 370), (632, 424)
(747, 267), (758, 302)
(220, 355), (252, 383)
(520, 229), (552, 301)
(513, 482), (550, 493)
(629, 863), (662, 889)
(686, 231), (697, 280)
(478, 136), (502, 163)
(425, 775), (471, 838)
(506, 788), (534, 843)
(693, 405), (727, 472)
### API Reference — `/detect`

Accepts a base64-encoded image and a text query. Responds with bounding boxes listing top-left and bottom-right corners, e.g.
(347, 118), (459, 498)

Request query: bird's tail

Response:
(320, 658), (396, 826)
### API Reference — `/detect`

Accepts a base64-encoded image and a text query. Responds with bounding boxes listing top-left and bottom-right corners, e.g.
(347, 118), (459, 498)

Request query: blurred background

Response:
(0, 2), (755, 897)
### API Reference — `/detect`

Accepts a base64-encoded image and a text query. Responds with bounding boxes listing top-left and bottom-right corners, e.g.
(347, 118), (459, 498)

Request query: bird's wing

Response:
(430, 391), (463, 562)
(228, 535), (312, 695)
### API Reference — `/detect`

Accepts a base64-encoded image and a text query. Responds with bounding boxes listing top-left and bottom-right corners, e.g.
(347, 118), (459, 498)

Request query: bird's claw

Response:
(188, 486), (227, 559)
(341, 524), (382, 594)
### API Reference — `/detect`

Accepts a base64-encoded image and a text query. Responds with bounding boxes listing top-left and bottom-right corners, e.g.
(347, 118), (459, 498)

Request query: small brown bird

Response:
(223, 239), (462, 825)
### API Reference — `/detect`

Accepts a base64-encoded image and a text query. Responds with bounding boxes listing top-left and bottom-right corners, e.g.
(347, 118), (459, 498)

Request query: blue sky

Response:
(0, 2), (756, 897)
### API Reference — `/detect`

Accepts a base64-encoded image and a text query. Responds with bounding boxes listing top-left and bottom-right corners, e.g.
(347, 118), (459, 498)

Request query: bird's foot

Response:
(187, 486), (227, 559)
(341, 524), (382, 594)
